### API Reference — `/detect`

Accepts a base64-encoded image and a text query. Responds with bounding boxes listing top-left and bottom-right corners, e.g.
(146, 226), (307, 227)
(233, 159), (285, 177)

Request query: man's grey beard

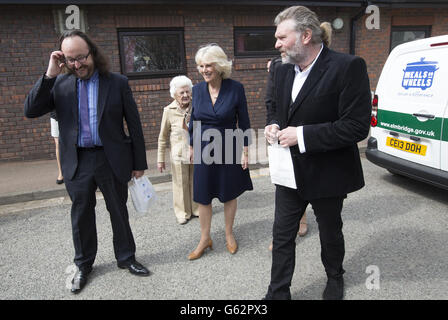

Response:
(282, 38), (306, 65)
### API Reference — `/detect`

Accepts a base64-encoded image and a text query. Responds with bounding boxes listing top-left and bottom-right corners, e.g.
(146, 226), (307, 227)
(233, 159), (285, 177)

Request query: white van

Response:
(366, 35), (448, 190)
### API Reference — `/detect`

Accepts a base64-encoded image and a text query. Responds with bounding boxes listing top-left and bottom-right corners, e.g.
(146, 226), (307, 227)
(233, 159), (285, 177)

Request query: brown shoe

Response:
(298, 222), (308, 237)
(226, 240), (238, 254)
(188, 239), (213, 260)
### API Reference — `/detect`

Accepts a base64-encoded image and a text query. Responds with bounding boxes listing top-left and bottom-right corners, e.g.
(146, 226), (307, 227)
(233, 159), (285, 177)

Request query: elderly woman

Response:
(158, 75), (199, 224)
(187, 44), (253, 260)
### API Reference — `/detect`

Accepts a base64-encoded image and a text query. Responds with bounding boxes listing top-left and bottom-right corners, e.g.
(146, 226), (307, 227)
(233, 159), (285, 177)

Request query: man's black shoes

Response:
(323, 277), (344, 300)
(71, 267), (92, 294)
(118, 260), (151, 277)
(70, 261), (149, 294)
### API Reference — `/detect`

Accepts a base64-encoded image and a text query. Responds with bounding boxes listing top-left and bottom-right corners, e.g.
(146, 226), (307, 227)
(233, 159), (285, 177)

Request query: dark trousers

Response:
(266, 185), (346, 300)
(64, 147), (136, 271)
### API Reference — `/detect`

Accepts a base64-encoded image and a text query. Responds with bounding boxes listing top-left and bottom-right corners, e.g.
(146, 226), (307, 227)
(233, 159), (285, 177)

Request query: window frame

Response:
(234, 26), (278, 58)
(389, 25), (431, 52)
(117, 28), (187, 79)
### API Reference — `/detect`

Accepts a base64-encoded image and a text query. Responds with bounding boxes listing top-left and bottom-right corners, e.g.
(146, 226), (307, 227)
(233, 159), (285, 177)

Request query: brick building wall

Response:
(0, 4), (447, 162)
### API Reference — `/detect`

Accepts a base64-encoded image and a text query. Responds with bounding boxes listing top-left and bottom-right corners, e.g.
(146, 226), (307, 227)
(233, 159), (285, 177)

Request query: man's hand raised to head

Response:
(46, 51), (66, 78)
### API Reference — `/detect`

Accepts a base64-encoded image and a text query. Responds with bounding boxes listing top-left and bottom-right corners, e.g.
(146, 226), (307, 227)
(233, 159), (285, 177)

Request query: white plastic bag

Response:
(129, 176), (157, 215)
(268, 144), (297, 189)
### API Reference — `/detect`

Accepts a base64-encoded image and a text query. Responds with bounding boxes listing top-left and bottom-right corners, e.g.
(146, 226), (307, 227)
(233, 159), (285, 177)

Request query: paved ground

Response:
(1, 157), (447, 300)
(0, 149), (173, 206)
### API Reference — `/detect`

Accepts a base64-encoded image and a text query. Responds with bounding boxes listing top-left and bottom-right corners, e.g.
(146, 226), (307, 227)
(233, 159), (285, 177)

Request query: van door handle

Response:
(412, 113), (435, 119)
(410, 136), (421, 142)
(389, 131), (399, 137)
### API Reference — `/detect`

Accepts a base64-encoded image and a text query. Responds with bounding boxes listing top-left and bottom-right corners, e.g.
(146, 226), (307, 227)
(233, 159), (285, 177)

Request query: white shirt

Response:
(291, 64), (313, 102)
(293, 45), (323, 154)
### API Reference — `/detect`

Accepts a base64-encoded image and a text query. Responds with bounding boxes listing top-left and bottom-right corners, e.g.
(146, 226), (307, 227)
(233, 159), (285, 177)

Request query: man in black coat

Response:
(25, 31), (150, 294)
(264, 6), (372, 300)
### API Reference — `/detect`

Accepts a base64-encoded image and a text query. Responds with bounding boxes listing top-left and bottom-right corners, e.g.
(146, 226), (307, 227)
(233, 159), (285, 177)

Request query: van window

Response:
(390, 26), (431, 52)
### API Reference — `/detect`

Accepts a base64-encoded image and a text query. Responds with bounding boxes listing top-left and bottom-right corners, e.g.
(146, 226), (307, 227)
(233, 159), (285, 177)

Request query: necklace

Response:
(299, 55), (318, 72)
(208, 83), (220, 102)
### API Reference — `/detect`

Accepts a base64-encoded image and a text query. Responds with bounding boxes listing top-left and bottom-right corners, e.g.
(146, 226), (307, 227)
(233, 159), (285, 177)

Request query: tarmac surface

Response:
(2, 139), (447, 301)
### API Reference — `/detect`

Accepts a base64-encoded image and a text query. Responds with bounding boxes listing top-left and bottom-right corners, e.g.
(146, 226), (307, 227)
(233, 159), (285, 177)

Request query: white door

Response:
(375, 39), (448, 170)
(440, 100), (448, 172)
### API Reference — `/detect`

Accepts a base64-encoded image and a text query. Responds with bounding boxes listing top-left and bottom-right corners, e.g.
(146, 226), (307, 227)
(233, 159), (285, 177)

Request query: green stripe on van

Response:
(377, 109), (447, 141)
(443, 124), (448, 142)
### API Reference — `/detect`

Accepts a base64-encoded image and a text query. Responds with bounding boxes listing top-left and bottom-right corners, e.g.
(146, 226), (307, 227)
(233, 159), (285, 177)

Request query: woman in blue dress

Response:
(188, 44), (253, 260)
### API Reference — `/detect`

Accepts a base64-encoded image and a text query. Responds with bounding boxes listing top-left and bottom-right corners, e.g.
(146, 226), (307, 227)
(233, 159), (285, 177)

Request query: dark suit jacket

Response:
(265, 57), (283, 125)
(267, 46), (372, 200)
(24, 72), (148, 184)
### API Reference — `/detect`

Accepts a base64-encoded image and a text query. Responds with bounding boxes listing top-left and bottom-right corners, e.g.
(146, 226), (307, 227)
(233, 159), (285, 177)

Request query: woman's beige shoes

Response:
(188, 239), (213, 260)
(226, 240), (238, 254)
(188, 238), (239, 259)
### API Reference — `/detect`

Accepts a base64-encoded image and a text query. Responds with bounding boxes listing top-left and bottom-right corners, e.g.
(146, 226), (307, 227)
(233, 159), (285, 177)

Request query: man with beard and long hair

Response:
(264, 6), (371, 300)
(25, 30), (150, 294)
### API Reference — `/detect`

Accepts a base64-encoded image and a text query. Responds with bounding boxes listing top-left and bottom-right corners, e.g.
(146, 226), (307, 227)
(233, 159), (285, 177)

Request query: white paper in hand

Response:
(268, 143), (297, 189)
(129, 176), (157, 215)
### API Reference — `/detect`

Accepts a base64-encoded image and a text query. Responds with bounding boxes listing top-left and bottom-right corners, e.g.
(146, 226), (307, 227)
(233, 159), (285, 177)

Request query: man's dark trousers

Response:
(65, 147), (136, 271)
(267, 185), (346, 300)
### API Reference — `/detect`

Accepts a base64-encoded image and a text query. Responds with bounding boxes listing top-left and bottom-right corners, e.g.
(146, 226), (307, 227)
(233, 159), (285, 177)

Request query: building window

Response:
(234, 27), (277, 57)
(390, 26), (431, 52)
(118, 29), (186, 79)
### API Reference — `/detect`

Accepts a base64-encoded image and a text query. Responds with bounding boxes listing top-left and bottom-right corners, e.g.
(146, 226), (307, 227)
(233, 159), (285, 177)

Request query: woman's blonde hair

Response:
(195, 43), (232, 79)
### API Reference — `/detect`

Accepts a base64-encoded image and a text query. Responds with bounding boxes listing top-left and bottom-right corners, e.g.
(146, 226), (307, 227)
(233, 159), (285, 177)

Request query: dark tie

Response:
(79, 80), (93, 147)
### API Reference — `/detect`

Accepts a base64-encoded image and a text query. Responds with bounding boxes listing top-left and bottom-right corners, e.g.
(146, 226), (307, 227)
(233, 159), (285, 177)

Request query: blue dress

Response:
(189, 79), (253, 205)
